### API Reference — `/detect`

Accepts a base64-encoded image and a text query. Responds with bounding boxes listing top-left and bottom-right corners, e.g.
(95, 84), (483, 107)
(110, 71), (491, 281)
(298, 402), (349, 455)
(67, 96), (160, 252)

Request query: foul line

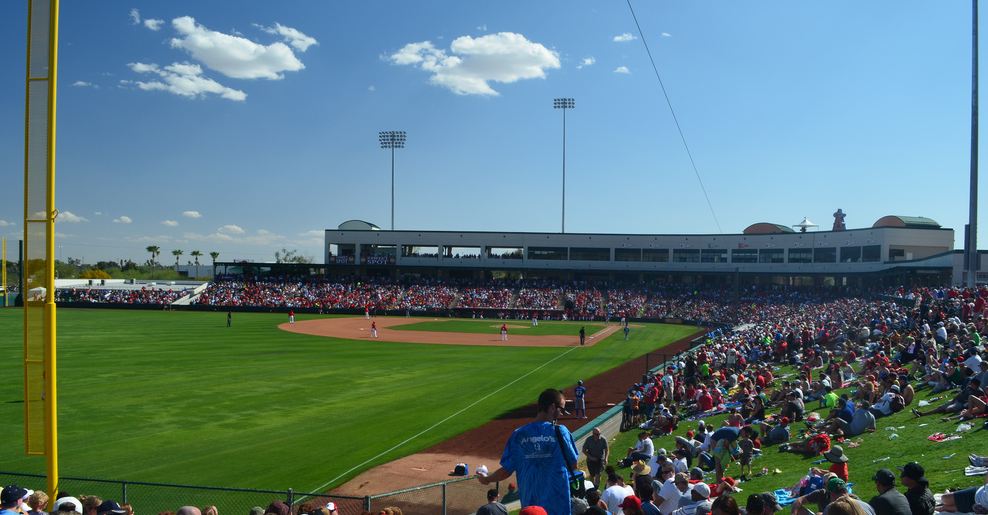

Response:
(299, 344), (583, 499)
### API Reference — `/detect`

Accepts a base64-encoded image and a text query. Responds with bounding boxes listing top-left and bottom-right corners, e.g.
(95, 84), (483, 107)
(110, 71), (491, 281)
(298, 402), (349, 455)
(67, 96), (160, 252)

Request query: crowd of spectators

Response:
(0, 488), (403, 515)
(56, 287), (191, 305)
(593, 284), (988, 515)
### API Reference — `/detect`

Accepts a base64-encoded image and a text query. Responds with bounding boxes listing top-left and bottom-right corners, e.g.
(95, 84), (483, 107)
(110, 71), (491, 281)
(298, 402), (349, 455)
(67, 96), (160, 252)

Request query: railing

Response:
(0, 472), (365, 515)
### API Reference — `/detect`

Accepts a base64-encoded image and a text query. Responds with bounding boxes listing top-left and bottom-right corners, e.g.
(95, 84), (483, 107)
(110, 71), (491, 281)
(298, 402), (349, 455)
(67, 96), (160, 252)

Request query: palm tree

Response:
(145, 245), (160, 266)
(172, 249), (183, 269)
(190, 250), (202, 266)
(209, 251), (219, 266)
(146, 245), (161, 279)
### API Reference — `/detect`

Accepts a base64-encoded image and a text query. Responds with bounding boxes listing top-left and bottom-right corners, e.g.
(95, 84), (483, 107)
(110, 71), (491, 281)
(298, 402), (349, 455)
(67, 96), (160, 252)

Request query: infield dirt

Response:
(327, 328), (704, 496)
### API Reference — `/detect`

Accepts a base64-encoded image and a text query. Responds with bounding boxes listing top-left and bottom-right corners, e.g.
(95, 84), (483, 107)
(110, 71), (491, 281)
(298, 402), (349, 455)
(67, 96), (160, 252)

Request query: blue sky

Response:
(0, 1), (982, 263)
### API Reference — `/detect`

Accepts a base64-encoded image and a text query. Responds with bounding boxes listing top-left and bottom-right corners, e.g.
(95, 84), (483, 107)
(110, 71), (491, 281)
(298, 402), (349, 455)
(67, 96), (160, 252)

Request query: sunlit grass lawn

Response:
(602, 365), (985, 502)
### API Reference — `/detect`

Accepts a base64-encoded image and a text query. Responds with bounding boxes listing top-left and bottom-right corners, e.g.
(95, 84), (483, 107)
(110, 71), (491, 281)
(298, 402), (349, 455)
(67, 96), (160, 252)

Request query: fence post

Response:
(441, 483), (447, 515)
(287, 489), (294, 509)
(363, 496), (371, 512)
(121, 482), (128, 505)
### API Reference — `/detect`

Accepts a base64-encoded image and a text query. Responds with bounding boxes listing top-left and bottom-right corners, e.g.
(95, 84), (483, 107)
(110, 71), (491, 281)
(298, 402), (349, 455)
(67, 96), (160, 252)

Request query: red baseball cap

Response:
(620, 496), (643, 510)
(519, 507), (548, 515)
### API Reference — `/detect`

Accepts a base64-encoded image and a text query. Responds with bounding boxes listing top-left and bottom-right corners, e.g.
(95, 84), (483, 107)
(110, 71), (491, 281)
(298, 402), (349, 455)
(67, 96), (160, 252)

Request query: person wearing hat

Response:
(1, 485), (31, 515)
(810, 445), (849, 482)
(519, 507), (548, 515)
(619, 495), (645, 515)
(574, 380), (588, 419)
(745, 493), (781, 515)
(899, 462), (934, 515)
(823, 478), (874, 515)
(868, 469), (910, 515)
(95, 501), (126, 515)
(669, 482), (711, 515)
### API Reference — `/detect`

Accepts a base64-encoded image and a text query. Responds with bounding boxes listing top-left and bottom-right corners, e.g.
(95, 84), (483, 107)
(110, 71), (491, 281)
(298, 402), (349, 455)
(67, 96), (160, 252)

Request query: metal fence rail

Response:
(0, 472), (365, 515)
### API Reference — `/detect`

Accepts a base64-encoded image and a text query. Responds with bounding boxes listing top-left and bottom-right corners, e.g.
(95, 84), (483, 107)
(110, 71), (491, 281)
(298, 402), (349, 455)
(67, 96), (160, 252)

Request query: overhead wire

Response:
(625, 0), (723, 232)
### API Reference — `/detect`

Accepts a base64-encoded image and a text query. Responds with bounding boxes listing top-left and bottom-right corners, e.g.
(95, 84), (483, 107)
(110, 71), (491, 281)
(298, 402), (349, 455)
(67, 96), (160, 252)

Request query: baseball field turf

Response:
(388, 319), (606, 336)
(0, 308), (695, 493)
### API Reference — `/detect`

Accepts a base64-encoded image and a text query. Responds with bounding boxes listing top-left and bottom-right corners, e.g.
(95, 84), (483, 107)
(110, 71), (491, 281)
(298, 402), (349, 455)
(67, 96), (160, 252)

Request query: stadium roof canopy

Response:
(743, 222), (796, 235)
(338, 220), (380, 231)
(872, 215), (941, 229)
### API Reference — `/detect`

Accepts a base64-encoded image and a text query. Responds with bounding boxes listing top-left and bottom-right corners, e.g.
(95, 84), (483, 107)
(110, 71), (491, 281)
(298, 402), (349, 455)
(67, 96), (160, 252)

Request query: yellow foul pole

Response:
(45, 0), (61, 497)
(2, 238), (7, 307)
(23, 0), (60, 496)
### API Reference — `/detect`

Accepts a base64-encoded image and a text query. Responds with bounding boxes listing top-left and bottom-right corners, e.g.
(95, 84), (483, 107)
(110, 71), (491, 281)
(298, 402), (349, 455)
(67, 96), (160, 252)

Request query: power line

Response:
(625, 0), (722, 232)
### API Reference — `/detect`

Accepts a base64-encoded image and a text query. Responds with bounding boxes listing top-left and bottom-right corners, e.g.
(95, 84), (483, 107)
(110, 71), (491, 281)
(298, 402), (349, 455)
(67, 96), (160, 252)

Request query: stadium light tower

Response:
(553, 98), (575, 233)
(379, 130), (406, 231)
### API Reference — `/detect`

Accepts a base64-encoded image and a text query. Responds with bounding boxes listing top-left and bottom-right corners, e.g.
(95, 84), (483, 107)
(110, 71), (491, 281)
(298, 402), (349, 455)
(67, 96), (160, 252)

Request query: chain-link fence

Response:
(365, 476), (499, 515)
(0, 472), (365, 515)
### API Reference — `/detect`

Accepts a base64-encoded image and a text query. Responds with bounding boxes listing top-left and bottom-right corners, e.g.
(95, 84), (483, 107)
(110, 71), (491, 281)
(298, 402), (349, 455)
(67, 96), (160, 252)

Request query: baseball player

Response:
(288, 310), (295, 324)
(500, 323), (508, 341)
(371, 320), (378, 338)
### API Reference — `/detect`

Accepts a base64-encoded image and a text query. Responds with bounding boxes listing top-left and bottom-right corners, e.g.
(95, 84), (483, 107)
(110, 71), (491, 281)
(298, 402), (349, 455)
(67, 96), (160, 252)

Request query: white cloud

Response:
(182, 210), (202, 219)
(129, 8), (141, 25)
(170, 16), (305, 80)
(389, 32), (560, 96)
(576, 56), (595, 70)
(162, 220), (179, 227)
(255, 22), (318, 52)
(368, 85), (376, 92)
(94, 211), (103, 216)
(661, 32), (672, 38)
(613, 33), (637, 42)
(218, 224), (245, 235)
(0, 220), (14, 227)
(144, 18), (164, 31)
(58, 211), (89, 223)
(614, 66), (631, 74)
(72, 80), (96, 88)
(113, 215), (133, 224)
(127, 61), (247, 101)
(476, 24), (488, 31)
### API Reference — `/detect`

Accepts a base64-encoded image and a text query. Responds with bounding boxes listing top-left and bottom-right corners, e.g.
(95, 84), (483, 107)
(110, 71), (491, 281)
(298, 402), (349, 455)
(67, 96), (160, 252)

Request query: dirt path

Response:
(329, 328), (705, 497)
(279, 316), (623, 347)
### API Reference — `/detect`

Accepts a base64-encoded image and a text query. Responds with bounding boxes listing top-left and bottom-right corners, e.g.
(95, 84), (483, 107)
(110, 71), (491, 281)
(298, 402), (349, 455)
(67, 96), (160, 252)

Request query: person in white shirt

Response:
(602, 468), (636, 515)
(656, 472), (691, 515)
(622, 431), (655, 466)
(670, 482), (712, 515)
(672, 449), (689, 474)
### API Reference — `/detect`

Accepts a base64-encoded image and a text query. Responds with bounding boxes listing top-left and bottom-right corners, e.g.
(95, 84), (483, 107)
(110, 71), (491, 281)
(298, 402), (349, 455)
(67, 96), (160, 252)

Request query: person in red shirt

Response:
(698, 389), (714, 411)
(288, 310), (295, 324)
(500, 323), (508, 341)
(371, 320), (378, 338)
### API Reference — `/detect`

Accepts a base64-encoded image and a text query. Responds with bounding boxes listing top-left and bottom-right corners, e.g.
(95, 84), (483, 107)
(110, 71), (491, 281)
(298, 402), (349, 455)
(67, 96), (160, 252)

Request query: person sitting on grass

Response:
(945, 380), (988, 422)
(757, 417), (790, 446)
(810, 446), (850, 482)
(912, 377), (981, 418)
(936, 471), (988, 514)
(827, 400), (876, 437)
(792, 477), (875, 515)
(782, 430), (830, 456)
(621, 431), (655, 467)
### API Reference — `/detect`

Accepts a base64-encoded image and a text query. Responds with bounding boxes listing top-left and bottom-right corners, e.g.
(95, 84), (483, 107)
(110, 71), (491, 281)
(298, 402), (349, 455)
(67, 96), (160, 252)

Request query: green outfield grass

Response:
(0, 308), (697, 494)
(602, 366), (986, 503)
(388, 318), (606, 336)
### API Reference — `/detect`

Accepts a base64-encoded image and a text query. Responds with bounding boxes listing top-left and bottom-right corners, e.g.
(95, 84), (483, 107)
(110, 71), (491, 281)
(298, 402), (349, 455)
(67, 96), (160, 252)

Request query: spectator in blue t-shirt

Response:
(480, 389), (579, 515)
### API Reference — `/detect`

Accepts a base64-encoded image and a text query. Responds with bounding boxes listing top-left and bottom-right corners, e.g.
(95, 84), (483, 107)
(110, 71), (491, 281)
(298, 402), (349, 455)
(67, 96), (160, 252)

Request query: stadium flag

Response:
(23, 0), (61, 496)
